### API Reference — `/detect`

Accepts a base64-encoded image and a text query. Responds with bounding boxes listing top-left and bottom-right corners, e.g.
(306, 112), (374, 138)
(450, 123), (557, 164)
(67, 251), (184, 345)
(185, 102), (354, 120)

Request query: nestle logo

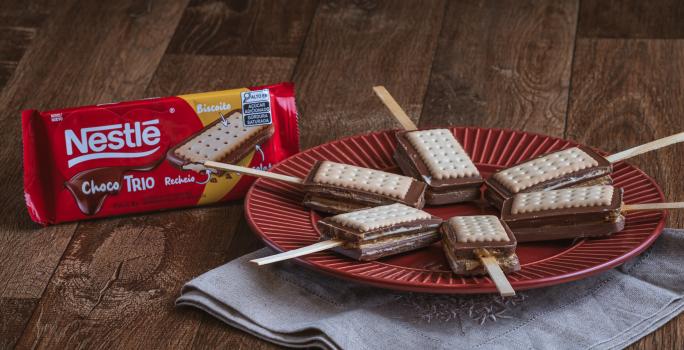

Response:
(51, 113), (63, 122)
(64, 119), (161, 168)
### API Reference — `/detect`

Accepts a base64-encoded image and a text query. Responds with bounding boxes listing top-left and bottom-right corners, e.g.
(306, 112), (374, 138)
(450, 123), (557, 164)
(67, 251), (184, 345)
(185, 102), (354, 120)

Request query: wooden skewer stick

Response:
(202, 160), (345, 265)
(605, 132), (684, 163)
(251, 239), (344, 266)
(373, 86), (418, 131)
(203, 160), (304, 185)
(476, 249), (516, 297)
(622, 202), (684, 212)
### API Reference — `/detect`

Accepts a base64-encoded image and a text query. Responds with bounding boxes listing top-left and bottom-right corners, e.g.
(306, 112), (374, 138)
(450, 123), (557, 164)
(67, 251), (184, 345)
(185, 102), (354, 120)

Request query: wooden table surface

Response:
(1, 0), (683, 348)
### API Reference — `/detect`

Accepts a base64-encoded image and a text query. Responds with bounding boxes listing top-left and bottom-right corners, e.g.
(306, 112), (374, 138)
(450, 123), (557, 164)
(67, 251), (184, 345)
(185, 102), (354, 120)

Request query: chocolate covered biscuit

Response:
(317, 203), (443, 261)
(485, 146), (612, 209)
(302, 161), (427, 214)
(440, 216), (520, 276)
(167, 110), (274, 172)
(501, 185), (625, 242)
(394, 129), (483, 205)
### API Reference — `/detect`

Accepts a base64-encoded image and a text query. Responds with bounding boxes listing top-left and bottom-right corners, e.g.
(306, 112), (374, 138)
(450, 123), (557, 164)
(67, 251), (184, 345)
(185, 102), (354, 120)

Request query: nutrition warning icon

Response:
(241, 89), (273, 126)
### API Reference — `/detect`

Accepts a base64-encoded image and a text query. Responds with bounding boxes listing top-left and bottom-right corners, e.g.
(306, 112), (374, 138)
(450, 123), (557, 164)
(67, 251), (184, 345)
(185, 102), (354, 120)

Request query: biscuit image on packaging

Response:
(167, 110), (274, 173)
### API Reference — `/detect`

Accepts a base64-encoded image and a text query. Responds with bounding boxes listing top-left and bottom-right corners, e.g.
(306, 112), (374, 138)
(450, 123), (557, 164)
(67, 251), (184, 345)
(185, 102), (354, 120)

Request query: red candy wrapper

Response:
(22, 82), (299, 225)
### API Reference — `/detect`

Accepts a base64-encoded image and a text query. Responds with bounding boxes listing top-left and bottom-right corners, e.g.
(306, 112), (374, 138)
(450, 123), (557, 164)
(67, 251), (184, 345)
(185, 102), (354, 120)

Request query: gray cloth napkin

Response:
(176, 229), (684, 350)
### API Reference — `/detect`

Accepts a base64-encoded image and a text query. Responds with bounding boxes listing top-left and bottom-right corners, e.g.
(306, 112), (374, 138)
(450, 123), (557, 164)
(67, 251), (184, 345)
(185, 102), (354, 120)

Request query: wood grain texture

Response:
(578, 0), (684, 39)
(0, 0), (189, 347)
(567, 38), (684, 350)
(566, 39), (684, 228)
(292, 0), (446, 148)
(0, 0), (55, 89)
(0, 298), (37, 349)
(167, 0), (318, 57)
(16, 55), (296, 349)
(420, 0), (578, 136)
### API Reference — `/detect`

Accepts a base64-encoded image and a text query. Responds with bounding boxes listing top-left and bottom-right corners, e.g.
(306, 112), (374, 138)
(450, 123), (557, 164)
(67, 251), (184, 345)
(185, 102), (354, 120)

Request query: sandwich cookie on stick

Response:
(501, 185), (684, 242)
(167, 110), (275, 176)
(373, 86), (484, 205)
(204, 160), (427, 214)
(440, 215), (519, 297)
(250, 203), (443, 265)
(485, 132), (684, 209)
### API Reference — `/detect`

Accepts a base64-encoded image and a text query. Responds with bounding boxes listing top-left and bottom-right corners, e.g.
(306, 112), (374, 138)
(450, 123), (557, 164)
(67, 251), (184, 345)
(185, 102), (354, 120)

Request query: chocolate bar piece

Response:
(167, 110), (274, 172)
(501, 185), (625, 242)
(485, 146), (612, 209)
(302, 161), (427, 214)
(440, 216), (520, 276)
(317, 203), (443, 261)
(394, 129), (483, 205)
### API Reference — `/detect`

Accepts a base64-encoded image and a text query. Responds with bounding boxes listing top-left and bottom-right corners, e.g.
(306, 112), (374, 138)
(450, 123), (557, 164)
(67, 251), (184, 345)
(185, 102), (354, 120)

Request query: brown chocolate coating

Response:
(440, 219), (517, 260)
(302, 193), (372, 215)
(302, 161), (427, 214)
(484, 146), (612, 209)
(511, 215), (626, 242)
(501, 187), (622, 225)
(317, 215), (443, 261)
(500, 187), (624, 242)
(443, 250), (521, 276)
(325, 231), (440, 261)
(394, 130), (483, 205)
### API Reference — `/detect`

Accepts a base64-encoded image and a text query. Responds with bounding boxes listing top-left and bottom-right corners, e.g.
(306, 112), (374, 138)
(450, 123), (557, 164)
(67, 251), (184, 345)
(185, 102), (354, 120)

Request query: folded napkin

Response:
(177, 229), (684, 350)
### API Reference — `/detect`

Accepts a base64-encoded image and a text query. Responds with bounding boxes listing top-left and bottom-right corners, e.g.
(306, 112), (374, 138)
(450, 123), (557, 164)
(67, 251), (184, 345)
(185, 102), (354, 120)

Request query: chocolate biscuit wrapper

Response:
(22, 82), (299, 225)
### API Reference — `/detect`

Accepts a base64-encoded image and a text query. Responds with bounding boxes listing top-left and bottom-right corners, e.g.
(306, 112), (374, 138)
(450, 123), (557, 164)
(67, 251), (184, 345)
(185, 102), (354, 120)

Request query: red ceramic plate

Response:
(244, 128), (666, 293)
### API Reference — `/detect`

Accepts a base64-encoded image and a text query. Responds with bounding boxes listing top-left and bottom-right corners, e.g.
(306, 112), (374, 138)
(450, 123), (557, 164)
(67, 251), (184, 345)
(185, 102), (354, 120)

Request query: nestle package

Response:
(22, 82), (299, 225)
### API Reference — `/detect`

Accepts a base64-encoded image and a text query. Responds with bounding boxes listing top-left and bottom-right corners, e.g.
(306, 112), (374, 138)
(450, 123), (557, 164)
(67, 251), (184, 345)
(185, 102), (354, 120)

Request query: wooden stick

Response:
(203, 160), (304, 185)
(622, 202), (684, 211)
(372, 86), (418, 131)
(605, 132), (684, 163)
(479, 256), (516, 297)
(250, 239), (344, 266)
(474, 248), (515, 297)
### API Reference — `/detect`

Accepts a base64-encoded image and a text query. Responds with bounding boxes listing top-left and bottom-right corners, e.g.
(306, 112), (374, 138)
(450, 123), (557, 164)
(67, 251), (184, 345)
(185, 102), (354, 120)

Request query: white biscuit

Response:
(174, 112), (268, 168)
(312, 161), (414, 199)
(448, 216), (509, 243)
(405, 129), (480, 180)
(493, 147), (599, 193)
(511, 185), (614, 215)
(329, 203), (432, 232)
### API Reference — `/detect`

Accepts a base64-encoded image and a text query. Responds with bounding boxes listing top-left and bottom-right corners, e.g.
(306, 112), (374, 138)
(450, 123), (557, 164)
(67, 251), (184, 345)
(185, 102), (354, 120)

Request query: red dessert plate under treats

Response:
(244, 127), (666, 294)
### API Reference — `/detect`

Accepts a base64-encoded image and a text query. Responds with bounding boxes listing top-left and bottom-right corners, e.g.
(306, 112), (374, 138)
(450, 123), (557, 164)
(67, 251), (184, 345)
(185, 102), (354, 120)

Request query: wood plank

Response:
(167, 0), (318, 57)
(0, 298), (37, 349)
(578, 0), (684, 39)
(0, 0), (190, 347)
(566, 38), (684, 350)
(420, 0), (578, 136)
(293, 0), (446, 148)
(16, 55), (296, 348)
(0, 0), (55, 89)
(566, 39), (684, 228)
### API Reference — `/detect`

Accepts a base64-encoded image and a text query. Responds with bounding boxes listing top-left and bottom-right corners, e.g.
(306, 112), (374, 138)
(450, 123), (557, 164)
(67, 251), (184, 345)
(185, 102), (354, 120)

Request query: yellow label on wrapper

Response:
(178, 88), (252, 204)
(179, 88), (249, 125)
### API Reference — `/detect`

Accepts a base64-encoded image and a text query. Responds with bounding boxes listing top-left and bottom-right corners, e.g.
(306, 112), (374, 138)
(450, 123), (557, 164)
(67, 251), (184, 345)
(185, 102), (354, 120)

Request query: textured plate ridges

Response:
(245, 128), (666, 294)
